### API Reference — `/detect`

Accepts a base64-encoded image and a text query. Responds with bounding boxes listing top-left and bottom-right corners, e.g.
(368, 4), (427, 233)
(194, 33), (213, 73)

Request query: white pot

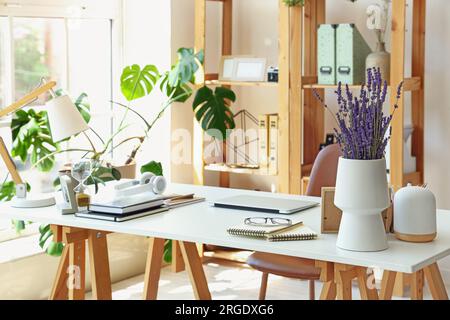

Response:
(334, 158), (390, 252)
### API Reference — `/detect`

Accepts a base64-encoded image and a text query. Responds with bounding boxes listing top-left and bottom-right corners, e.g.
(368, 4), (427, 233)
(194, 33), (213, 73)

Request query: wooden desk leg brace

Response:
(48, 226), (112, 300)
(143, 238), (211, 300)
(316, 261), (379, 300)
(381, 264), (449, 300)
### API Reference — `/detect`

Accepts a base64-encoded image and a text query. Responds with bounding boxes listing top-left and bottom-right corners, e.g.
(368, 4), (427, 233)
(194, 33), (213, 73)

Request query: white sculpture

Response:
(366, 0), (390, 43)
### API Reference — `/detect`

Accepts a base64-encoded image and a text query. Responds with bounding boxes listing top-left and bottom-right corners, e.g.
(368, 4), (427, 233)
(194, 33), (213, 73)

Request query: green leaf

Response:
(160, 72), (193, 103)
(12, 220), (25, 233)
(163, 240), (172, 264)
(283, 0), (305, 6)
(75, 93), (91, 124)
(169, 48), (204, 87)
(38, 224), (64, 257)
(11, 108), (59, 172)
(0, 181), (30, 202)
(0, 181), (16, 202)
(193, 86), (236, 140)
(141, 161), (163, 176)
(121, 64), (159, 101)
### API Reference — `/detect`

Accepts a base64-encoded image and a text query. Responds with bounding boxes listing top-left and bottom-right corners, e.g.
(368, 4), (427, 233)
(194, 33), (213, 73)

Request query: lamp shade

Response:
(46, 95), (89, 142)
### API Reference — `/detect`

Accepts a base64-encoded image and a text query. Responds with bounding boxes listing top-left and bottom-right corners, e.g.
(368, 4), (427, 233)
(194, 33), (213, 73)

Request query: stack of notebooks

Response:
(227, 221), (318, 242)
(75, 194), (204, 222)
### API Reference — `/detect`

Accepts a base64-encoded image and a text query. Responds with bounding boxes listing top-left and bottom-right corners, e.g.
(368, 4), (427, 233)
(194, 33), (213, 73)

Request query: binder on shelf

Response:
(258, 114), (269, 168)
(268, 114), (279, 174)
(318, 24), (338, 85)
(336, 24), (372, 85)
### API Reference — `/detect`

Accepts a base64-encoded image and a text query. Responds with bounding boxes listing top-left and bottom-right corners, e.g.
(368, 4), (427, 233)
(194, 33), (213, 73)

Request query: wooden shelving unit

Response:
(192, 0), (426, 195)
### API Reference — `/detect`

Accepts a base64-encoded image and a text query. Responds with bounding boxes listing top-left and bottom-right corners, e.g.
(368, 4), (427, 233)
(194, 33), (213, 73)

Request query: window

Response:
(0, 0), (121, 239)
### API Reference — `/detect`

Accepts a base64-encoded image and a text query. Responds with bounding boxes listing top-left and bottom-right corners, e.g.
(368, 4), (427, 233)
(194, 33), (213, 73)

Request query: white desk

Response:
(1, 183), (449, 300)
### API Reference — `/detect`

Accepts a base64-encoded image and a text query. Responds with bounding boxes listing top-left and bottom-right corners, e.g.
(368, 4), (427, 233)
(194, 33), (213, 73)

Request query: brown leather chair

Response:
(246, 144), (341, 300)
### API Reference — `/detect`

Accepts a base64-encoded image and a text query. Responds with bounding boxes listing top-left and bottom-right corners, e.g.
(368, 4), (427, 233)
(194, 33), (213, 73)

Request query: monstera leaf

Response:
(193, 86), (236, 140)
(121, 64), (160, 101)
(39, 224), (64, 257)
(141, 161), (163, 176)
(169, 48), (204, 87)
(11, 109), (59, 172)
(160, 72), (193, 103)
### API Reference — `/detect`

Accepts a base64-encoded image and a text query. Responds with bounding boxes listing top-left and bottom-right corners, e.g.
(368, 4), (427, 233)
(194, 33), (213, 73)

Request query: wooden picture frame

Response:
(321, 187), (393, 234)
(219, 55), (237, 81)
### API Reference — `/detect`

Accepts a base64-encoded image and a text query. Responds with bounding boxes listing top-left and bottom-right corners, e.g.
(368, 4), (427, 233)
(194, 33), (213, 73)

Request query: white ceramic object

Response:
(394, 184), (437, 242)
(10, 193), (56, 208)
(334, 158), (390, 252)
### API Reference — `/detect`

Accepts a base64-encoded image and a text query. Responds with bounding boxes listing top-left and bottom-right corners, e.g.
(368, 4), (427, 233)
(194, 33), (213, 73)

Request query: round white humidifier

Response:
(394, 184), (437, 243)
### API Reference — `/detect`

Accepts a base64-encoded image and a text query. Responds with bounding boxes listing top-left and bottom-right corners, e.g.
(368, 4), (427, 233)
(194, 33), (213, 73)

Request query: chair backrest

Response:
(305, 144), (341, 197)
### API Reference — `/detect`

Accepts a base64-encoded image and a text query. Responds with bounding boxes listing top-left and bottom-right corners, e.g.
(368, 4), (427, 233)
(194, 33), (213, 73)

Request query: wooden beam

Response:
(143, 238), (165, 300)
(303, 0), (325, 169)
(0, 137), (23, 185)
(88, 230), (112, 300)
(380, 270), (397, 300)
(424, 263), (449, 300)
(411, 0), (426, 183)
(171, 241), (185, 273)
(390, 0), (407, 191)
(219, 0), (233, 188)
(0, 81), (56, 118)
(277, 0), (291, 194)
(410, 270), (425, 300)
(193, 0), (206, 185)
(68, 241), (86, 300)
(179, 241), (212, 300)
(49, 245), (69, 300)
(288, 3), (303, 194)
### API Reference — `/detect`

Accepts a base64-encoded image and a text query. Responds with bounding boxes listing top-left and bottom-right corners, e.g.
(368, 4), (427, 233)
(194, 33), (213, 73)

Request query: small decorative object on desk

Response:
(394, 184), (437, 243)
(71, 159), (92, 210)
(366, 0), (391, 83)
(314, 68), (403, 252)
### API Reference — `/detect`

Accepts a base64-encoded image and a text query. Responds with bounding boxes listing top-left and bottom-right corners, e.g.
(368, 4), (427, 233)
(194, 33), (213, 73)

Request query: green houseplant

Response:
(0, 47), (236, 259)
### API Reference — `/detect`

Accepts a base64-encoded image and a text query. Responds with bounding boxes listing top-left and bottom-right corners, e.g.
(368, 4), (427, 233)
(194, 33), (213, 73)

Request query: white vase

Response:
(334, 158), (390, 252)
(366, 42), (391, 84)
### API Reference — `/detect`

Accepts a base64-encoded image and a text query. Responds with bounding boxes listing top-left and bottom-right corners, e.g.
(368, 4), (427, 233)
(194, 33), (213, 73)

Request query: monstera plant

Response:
(115, 47), (236, 166)
(115, 48), (236, 262)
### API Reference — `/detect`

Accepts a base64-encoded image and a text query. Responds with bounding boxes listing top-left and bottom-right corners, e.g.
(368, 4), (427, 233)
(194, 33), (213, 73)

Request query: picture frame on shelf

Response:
(219, 56), (267, 82)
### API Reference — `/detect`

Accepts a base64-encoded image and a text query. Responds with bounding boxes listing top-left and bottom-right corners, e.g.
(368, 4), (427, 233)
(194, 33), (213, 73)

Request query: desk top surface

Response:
(1, 183), (450, 273)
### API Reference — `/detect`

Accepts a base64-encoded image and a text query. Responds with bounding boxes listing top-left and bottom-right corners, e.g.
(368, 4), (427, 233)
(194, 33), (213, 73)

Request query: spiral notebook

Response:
(227, 221), (318, 242)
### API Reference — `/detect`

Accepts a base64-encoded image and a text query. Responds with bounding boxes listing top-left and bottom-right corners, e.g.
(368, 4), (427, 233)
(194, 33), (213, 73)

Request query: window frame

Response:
(0, 0), (124, 237)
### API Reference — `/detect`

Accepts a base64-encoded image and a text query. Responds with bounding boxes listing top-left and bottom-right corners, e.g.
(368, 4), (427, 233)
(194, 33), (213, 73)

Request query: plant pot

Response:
(334, 158), (390, 252)
(113, 161), (137, 179)
(366, 42), (390, 84)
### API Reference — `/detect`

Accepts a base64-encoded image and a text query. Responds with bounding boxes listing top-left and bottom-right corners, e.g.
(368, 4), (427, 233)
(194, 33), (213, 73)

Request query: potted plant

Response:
(1, 47), (236, 258)
(314, 68), (403, 252)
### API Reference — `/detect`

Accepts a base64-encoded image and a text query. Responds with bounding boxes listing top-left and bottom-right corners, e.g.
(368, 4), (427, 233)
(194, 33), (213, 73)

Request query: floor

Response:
(88, 259), (435, 300)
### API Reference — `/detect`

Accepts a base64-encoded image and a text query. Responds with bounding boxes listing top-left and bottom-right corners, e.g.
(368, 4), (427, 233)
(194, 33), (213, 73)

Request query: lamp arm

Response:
(0, 81), (57, 118)
(0, 137), (23, 185)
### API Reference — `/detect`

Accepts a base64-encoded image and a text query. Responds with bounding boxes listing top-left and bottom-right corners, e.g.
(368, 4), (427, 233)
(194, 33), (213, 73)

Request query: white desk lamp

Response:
(0, 80), (89, 208)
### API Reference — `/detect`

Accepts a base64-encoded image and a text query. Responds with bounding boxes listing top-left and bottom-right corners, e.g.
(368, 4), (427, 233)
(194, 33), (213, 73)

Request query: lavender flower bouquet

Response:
(314, 68), (403, 160)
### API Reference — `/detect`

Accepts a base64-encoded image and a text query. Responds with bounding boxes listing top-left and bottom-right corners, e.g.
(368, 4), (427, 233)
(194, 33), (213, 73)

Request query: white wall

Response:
(119, 0), (172, 179)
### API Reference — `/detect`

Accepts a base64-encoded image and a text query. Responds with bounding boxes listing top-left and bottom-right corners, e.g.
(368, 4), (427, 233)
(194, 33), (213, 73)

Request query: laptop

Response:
(213, 195), (319, 215)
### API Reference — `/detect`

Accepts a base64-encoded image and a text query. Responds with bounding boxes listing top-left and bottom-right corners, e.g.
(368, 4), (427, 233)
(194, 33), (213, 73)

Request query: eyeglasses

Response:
(244, 217), (292, 227)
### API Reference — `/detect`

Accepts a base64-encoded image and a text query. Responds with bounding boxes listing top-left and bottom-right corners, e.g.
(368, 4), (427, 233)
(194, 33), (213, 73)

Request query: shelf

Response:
(302, 77), (421, 92)
(204, 164), (277, 176)
(205, 79), (278, 87)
